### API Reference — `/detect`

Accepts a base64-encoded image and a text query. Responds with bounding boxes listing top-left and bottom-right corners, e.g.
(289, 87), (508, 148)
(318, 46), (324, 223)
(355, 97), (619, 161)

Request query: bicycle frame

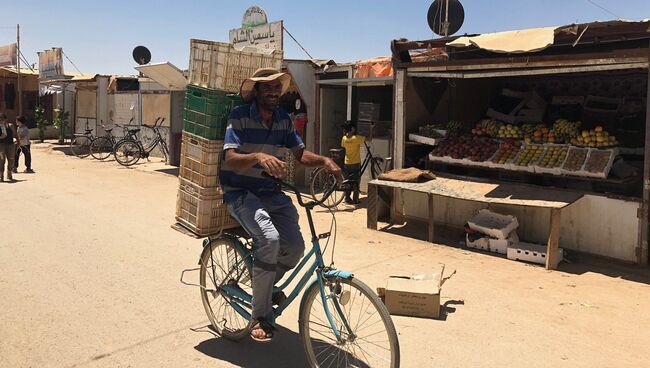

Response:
(210, 196), (355, 342)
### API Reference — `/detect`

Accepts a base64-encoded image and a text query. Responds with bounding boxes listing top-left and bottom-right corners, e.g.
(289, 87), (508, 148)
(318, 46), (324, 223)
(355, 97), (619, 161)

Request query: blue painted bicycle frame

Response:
(211, 195), (354, 341)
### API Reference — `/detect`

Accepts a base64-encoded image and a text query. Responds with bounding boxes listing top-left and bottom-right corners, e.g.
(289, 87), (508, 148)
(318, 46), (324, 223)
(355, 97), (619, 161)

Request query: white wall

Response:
(397, 190), (640, 263)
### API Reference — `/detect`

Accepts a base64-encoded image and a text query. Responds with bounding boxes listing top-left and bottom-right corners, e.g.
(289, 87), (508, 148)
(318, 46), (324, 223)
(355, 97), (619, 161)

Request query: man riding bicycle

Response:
(219, 68), (343, 342)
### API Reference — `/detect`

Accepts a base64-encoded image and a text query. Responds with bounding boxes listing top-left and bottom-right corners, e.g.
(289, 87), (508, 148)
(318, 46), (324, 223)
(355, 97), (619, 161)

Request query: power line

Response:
(61, 50), (83, 75)
(586, 0), (622, 19)
(18, 50), (36, 73)
(282, 25), (315, 61)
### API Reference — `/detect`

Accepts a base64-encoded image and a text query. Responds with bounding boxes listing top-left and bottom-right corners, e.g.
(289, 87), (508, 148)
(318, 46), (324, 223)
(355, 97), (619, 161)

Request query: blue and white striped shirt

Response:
(219, 102), (304, 193)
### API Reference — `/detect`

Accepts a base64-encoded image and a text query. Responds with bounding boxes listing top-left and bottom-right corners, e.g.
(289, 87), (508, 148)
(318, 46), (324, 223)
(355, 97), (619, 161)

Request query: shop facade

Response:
(387, 20), (650, 267)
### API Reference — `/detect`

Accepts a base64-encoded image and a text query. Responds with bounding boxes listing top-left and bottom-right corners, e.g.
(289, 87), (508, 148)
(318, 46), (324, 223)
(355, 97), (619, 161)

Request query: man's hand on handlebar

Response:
(323, 158), (344, 183)
(256, 153), (287, 179)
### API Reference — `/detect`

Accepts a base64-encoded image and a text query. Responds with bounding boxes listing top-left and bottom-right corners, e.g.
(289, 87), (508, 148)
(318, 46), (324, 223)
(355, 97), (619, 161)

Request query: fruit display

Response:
(430, 136), (498, 161)
(417, 125), (445, 138)
(514, 144), (546, 167)
(472, 119), (502, 137)
(536, 145), (569, 169)
(584, 149), (615, 175)
(446, 120), (465, 136)
(525, 125), (557, 144)
(562, 147), (589, 172)
(489, 141), (522, 165)
(521, 123), (537, 138)
(551, 119), (581, 143)
(497, 124), (523, 139)
(570, 126), (618, 148)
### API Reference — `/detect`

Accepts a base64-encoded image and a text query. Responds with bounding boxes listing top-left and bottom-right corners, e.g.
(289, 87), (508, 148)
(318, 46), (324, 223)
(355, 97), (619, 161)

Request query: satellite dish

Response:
(132, 46), (151, 65)
(427, 0), (465, 37)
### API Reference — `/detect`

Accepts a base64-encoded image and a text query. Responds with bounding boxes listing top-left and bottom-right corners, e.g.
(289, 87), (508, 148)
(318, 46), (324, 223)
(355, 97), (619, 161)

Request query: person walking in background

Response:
(14, 116), (34, 174)
(0, 113), (17, 182)
(340, 120), (372, 205)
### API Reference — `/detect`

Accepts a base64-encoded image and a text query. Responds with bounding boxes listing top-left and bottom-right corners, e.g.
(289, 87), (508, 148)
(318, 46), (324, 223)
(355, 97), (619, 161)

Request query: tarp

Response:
(447, 26), (557, 53)
(354, 56), (393, 78)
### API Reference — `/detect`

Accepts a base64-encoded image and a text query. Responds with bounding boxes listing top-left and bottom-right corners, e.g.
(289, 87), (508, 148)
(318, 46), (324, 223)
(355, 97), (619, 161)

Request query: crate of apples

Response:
(571, 126), (618, 148)
(430, 136), (498, 164)
(513, 144), (546, 172)
(535, 145), (569, 174)
(489, 140), (522, 168)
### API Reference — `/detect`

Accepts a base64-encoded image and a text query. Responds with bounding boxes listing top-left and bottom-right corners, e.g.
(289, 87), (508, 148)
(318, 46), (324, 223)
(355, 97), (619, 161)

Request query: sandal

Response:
(249, 318), (274, 343)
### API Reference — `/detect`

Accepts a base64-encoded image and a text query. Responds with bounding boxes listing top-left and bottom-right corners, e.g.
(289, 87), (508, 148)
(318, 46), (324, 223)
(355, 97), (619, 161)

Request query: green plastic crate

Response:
(183, 85), (243, 140)
(185, 85), (242, 116)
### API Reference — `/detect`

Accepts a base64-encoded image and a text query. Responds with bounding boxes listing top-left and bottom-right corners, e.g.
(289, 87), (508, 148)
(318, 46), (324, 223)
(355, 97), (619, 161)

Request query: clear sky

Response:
(2, 0), (650, 76)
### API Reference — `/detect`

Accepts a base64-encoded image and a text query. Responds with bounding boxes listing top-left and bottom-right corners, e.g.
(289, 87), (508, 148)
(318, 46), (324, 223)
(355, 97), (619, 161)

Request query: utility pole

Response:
(17, 24), (22, 116)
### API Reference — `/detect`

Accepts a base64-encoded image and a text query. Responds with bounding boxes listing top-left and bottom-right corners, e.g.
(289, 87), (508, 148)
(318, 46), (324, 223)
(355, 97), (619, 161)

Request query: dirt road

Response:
(1, 145), (650, 368)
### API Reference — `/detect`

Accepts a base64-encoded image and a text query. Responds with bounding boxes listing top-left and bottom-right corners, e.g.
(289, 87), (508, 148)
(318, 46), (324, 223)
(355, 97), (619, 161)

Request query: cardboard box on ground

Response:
(377, 265), (456, 319)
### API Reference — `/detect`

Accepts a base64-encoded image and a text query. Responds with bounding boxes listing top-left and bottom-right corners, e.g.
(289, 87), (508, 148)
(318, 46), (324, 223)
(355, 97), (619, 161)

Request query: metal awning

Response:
(135, 62), (187, 91)
(317, 77), (394, 87)
(409, 62), (649, 79)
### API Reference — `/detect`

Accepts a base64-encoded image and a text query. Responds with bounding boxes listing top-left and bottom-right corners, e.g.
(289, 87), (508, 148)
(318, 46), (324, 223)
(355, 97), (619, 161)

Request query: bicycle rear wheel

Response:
(70, 136), (92, 158)
(114, 140), (141, 166)
(199, 237), (253, 341)
(299, 276), (400, 368)
(90, 136), (114, 160)
(310, 168), (345, 209)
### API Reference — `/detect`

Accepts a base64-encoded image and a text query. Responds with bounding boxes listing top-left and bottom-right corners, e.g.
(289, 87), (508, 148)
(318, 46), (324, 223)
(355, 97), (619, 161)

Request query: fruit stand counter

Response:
(367, 177), (584, 270)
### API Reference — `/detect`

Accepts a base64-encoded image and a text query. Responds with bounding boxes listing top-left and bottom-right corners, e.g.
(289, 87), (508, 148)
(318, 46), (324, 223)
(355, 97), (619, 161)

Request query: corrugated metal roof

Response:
(0, 66), (39, 75)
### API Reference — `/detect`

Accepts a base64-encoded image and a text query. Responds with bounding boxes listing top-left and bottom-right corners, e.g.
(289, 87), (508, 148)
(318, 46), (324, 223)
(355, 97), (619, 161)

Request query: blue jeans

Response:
(225, 190), (305, 319)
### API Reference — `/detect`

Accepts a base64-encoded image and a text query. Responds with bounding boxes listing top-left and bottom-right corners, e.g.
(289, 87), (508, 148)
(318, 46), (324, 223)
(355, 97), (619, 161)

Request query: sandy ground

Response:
(1, 144), (650, 368)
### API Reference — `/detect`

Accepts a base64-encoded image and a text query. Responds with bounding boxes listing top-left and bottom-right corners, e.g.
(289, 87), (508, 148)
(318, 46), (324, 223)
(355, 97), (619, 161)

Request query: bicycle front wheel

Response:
(70, 136), (92, 158)
(310, 168), (345, 209)
(114, 140), (141, 166)
(299, 276), (400, 368)
(90, 136), (114, 160)
(199, 237), (253, 341)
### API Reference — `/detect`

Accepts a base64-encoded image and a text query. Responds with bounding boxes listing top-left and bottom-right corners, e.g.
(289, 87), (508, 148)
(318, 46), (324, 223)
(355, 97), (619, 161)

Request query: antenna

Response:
(427, 0), (465, 37)
(132, 46), (151, 65)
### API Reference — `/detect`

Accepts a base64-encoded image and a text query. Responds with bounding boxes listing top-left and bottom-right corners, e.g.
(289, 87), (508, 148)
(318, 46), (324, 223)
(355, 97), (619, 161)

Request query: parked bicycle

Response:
(182, 173), (400, 367)
(310, 141), (390, 208)
(69, 119), (95, 158)
(113, 117), (169, 167)
(89, 119), (131, 161)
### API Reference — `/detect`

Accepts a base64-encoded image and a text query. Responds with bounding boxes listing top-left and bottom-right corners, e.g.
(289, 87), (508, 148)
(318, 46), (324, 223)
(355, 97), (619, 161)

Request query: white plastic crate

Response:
(507, 242), (563, 265)
(466, 233), (518, 255)
(467, 209), (519, 240)
(189, 39), (283, 92)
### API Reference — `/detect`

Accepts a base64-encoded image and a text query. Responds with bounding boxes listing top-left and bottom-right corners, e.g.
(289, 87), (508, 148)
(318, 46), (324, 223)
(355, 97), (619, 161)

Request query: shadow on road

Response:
(195, 324), (371, 367)
(194, 325), (309, 368)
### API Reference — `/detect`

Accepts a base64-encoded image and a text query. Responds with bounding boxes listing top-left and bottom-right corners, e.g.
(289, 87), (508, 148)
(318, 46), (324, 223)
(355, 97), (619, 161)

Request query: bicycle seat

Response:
(104, 128), (113, 132)
(85, 129), (93, 133)
(128, 128), (141, 133)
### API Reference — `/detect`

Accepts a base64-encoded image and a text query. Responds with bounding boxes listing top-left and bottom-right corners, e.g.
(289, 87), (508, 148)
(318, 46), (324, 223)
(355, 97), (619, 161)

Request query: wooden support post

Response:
(367, 183), (378, 230)
(546, 208), (562, 270)
(638, 47), (650, 266)
(428, 193), (435, 243)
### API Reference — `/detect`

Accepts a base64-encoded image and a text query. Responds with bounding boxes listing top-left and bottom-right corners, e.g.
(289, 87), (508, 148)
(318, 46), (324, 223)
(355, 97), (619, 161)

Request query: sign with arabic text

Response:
(229, 21), (283, 51)
(38, 48), (65, 80)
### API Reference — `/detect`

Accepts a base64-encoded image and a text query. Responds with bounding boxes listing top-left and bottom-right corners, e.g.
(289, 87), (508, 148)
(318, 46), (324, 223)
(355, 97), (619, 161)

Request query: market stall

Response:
(386, 20), (650, 267)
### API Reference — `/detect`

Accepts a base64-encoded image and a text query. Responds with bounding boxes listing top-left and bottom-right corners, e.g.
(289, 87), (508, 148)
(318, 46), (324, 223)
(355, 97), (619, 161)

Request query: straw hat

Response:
(240, 68), (291, 103)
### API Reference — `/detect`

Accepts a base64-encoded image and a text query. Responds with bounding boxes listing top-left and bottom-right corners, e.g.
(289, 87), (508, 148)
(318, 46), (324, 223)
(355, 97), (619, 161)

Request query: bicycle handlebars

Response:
(261, 171), (339, 208)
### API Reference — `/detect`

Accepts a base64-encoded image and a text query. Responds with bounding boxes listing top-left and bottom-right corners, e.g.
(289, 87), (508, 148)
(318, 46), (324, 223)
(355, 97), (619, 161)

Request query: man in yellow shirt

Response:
(340, 121), (372, 204)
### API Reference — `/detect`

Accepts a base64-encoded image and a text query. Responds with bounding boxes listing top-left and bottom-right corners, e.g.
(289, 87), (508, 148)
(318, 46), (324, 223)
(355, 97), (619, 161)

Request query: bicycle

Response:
(311, 141), (388, 208)
(89, 119), (130, 161)
(69, 119), (95, 158)
(182, 173), (400, 367)
(113, 118), (169, 167)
